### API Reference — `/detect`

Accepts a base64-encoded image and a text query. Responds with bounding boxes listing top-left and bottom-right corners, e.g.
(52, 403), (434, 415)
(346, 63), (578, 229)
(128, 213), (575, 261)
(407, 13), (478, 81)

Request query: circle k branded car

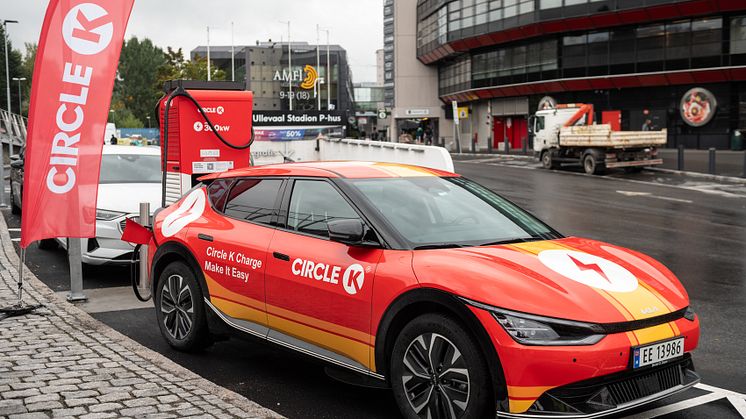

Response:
(145, 161), (700, 419)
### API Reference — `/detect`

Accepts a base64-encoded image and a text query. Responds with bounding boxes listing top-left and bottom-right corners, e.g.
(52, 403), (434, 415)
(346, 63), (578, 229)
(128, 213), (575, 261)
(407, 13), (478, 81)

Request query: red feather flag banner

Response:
(20, 0), (135, 248)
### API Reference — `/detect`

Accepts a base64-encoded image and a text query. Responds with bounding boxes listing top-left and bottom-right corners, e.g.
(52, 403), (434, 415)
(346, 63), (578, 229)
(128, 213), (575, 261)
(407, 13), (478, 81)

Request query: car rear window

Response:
(224, 179), (283, 226)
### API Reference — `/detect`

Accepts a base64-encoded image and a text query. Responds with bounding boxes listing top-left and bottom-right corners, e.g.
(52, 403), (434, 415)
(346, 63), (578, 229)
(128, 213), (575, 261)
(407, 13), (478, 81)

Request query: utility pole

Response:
(206, 26), (211, 81)
(231, 22), (235, 82)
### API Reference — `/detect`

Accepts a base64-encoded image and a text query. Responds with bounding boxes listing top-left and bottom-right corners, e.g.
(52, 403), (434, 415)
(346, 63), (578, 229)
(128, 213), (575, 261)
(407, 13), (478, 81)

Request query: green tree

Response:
(19, 42), (37, 116)
(0, 24), (25, 114)
(155, 47), (226, 88)
(115, 36), (166, 126)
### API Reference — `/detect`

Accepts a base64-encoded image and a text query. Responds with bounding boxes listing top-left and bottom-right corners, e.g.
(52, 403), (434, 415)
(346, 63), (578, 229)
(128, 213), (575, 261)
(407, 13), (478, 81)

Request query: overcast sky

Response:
(4, 0), (384, 82)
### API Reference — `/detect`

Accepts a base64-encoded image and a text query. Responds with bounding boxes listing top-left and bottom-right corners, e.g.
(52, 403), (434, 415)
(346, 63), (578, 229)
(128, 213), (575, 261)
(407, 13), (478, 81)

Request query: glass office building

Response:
(414, 0), (746, 149)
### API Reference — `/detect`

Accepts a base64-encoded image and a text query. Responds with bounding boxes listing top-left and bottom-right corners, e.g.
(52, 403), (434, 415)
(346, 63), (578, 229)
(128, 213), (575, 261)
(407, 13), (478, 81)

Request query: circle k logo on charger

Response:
(538, 250), (638, 293)
(62, 3), (114, 55)
(162, 189), (206, 238)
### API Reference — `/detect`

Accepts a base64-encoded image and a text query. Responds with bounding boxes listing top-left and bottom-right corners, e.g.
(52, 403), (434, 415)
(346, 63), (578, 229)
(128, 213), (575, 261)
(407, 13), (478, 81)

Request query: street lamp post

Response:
(206, 26), (211, 81)
(146, 115), (151, 129)
(231, 22), (235, 82)
(1, 19), (18, 208)
(280, 21), (292, 111)
(12, 77), (24, 115)
(320, 28), (331, 110)
(3, 20), (18, 113)
(11, 77), (25, 157)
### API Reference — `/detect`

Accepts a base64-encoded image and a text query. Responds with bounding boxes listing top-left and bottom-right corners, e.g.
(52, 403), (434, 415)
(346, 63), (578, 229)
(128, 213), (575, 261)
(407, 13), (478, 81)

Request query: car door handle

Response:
(273, 252), (290, 261)
(198, 233), (213, 242)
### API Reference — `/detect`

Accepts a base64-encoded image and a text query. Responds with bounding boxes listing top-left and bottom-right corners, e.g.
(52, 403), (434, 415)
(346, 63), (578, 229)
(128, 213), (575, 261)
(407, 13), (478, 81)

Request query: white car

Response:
(50, 145), (162, 265)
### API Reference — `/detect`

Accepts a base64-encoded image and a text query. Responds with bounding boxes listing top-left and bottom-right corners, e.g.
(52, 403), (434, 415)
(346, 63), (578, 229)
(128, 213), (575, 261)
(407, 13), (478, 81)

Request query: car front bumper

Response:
(496, 355), (699, 418)
(466, 304), (701, 417)
(58, 217), (138, 265)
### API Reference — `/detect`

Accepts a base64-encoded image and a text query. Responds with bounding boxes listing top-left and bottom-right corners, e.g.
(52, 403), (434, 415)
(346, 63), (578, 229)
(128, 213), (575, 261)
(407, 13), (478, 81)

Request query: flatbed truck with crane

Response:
(531, 103), (666, 175)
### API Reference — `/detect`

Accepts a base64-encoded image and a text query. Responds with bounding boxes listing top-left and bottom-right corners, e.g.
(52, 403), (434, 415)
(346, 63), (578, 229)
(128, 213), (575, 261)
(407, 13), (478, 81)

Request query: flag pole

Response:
(0, 246), (42, 319)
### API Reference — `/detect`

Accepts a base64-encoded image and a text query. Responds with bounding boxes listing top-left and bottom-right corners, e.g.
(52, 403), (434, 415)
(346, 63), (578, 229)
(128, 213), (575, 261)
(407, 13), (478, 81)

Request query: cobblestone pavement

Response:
(0, 215), (281, 419)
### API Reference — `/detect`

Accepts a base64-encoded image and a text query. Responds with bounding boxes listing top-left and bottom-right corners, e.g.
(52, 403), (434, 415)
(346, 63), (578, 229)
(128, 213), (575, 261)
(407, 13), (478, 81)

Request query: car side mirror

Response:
(10, 159), (24, 169)
(328, 219), (367, 246)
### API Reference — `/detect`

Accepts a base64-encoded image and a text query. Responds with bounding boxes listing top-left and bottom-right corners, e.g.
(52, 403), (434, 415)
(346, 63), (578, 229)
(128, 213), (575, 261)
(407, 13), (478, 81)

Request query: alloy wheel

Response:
(401, 333), (470, 419)
(160, 274), (194, 340)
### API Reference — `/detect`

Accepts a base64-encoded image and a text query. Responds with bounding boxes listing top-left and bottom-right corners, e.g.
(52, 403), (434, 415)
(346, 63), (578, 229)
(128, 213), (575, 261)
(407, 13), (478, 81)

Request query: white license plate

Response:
(633, 338), (684, 368)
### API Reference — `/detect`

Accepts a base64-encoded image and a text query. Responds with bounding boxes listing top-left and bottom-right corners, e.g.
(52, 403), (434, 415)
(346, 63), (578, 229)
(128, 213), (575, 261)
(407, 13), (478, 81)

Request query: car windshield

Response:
(346, 176), (560, 248)
(99, 153), (161, 184)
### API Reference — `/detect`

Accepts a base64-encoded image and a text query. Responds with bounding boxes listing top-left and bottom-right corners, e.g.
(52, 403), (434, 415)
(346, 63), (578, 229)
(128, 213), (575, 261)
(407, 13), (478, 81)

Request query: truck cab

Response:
(532, 107), (590, 153)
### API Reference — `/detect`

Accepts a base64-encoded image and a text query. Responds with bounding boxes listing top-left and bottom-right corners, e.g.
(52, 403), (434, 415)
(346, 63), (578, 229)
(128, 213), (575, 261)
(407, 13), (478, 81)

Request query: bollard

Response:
(742, 150), (746, 178)
(522, 137), (528, 155)
(138, 202), (151, 298)
(505, 139), (510, 155)
(678, 145), (685, 171)
(67, 238), (87, 302)
(708, 147), (716, 175)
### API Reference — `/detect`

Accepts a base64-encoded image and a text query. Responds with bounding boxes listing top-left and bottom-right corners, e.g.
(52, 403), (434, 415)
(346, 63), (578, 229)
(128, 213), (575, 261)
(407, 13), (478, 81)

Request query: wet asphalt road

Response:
(3, 161), (746, 418)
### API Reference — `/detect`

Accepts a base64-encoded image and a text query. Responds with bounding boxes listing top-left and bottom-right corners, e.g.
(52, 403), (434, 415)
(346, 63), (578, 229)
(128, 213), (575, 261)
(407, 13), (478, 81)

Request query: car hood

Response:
(96, 183), (162, 214)
(412, 237), (689, 324)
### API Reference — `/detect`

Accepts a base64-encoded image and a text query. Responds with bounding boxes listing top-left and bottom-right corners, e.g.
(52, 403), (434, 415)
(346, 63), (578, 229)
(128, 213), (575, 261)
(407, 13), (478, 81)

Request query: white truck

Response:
(531, 104), (666, 175)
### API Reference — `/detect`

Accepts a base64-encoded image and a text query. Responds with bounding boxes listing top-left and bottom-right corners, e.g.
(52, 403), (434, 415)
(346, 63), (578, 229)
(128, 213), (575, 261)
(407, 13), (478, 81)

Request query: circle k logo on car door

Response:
(538, 250), (638, 293)
(162, 189), (206, 238)
(342, 264), (365, 295)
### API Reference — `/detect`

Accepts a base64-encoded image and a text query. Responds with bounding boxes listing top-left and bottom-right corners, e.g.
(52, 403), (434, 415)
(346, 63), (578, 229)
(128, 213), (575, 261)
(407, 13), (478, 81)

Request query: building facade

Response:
(191, 42), (354, 114)
(391, 0), (746, 150)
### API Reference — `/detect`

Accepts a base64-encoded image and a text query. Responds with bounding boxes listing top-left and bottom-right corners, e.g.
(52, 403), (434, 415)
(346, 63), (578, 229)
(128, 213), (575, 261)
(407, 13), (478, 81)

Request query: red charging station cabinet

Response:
(158, 81), (253, 203)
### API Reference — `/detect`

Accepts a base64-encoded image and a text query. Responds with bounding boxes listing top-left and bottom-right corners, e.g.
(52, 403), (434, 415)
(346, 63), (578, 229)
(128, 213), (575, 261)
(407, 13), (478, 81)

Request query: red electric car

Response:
(146, 161), (700, 418)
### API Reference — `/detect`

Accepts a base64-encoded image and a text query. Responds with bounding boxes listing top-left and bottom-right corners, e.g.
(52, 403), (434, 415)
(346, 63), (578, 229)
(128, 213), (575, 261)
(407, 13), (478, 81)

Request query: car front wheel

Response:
(390, 313), (492, 419)
(155, 261), (211, 351)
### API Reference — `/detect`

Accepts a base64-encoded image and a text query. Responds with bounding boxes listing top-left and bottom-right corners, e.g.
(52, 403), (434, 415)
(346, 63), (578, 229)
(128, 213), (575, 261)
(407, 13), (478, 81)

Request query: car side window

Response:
(224, 179), (283, 226)
(207, 179), (233, 212)
(287, 180), (361, 238)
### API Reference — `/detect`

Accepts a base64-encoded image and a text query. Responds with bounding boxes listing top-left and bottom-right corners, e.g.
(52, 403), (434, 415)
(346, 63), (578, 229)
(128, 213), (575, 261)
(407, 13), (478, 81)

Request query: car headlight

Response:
(96, 209), (126, 221)
(463, 298), (605, 346)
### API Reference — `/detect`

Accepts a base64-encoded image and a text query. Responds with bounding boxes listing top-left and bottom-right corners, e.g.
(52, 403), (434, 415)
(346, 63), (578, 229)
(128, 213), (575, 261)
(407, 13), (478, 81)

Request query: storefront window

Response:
(731, 16), (746, 55)
(540, 0), (562, 9)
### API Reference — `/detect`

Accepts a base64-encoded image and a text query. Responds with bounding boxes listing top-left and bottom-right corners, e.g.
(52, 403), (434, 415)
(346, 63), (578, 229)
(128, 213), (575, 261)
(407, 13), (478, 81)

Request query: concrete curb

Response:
(0, 213), (283, 418)
(646, 167), (746, 185)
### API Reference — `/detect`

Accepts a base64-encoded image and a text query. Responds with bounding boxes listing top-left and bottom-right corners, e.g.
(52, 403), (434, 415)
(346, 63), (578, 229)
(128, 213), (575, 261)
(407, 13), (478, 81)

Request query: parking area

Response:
(3, 160), (746, 418)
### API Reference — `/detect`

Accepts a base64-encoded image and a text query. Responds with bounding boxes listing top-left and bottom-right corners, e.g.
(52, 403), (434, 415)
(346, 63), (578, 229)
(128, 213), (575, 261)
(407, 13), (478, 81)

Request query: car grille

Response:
(607, 363), (682, 405)
(526, 355), (698, 415)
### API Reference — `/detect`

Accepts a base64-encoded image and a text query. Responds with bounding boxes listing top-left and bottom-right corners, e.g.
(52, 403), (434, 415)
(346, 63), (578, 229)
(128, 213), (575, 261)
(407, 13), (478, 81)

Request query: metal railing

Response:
(0, 108), (28, 152)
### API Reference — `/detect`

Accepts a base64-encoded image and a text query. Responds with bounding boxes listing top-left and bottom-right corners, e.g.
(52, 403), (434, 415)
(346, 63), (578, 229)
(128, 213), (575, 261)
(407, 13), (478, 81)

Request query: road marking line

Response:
(11, 238), (20, 242)
(695, 383), (746, 398)
(465, 161), (746, 199)
(8, 228), (20, 232)
(616, 190), (693, 204)
(624, 392), (724, 419)
(727, 396), (746, 417)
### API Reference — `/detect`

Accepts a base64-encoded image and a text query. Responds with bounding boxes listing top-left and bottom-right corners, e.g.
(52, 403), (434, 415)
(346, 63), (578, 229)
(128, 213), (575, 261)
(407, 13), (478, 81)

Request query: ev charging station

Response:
(131, 79), (257, 301)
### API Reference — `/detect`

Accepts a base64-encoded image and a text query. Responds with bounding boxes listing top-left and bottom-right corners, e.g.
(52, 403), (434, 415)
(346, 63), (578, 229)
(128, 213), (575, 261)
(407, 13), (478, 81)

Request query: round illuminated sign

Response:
(538, 96), (557, 111)
(680, 88), (717, 127)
